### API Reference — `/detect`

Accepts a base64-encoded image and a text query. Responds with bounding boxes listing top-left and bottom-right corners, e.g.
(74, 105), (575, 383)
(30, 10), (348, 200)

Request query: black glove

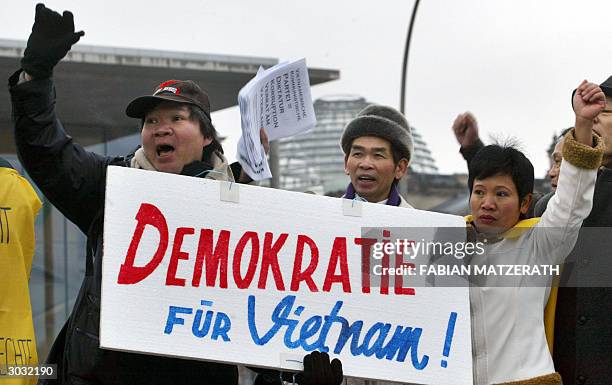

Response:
(253, 352), (343, 385)
(21, 3), (85, 79)
(294, 352), (343, 385)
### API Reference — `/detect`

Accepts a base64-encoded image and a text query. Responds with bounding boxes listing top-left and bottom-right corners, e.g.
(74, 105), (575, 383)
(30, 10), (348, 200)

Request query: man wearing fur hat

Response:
(340, 105), (413, 207)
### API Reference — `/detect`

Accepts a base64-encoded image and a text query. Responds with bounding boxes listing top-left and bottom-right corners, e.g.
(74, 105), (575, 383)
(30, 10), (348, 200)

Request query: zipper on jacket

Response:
(75, 327), (99, 341)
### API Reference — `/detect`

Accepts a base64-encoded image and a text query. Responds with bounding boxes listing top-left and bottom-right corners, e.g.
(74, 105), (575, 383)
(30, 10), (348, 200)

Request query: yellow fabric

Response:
(562, 129), (604, 170)
(501, 218), (541, 239)
(0, 167), (42, 385)
(464, 215), (559, 356)
(464, 215), (541, 239)
(544, 285), (559, 355)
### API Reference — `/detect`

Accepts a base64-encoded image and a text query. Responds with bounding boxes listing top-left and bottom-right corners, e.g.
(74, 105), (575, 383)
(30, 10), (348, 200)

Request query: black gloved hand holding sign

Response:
(21, 3), (84, 79)
(254, 352), (343, 385)
(297, 351), (343, 385)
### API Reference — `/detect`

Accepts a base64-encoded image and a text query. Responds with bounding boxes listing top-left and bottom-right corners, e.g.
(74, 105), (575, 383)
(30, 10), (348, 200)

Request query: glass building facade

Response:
(410, 129), (438, 174)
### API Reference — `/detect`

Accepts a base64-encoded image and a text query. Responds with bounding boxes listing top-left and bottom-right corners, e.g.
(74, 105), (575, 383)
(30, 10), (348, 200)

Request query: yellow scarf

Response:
(464, 215), (541, 239)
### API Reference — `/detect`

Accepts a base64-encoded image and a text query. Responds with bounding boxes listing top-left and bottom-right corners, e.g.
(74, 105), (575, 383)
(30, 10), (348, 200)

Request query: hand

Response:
(295, 352), (343, 385)
(21, 3), (85, 79)
(573, 80), (606, 121)
(260, 127), (270, 155)
(452, 112), (480, 147)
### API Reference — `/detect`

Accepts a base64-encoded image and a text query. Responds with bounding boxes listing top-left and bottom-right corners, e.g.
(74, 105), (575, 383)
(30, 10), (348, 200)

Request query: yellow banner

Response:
(0, 167), (42, 385)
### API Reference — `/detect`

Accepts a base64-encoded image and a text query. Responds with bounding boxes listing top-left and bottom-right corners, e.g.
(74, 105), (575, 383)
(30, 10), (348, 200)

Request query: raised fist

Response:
(21, 3), (85, 79)
(573, 80), (606, 121)
(452, 111), (480, 147)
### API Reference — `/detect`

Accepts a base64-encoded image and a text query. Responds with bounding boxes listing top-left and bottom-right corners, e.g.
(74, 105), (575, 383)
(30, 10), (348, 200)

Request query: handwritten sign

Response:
(101, 167), (472, 384)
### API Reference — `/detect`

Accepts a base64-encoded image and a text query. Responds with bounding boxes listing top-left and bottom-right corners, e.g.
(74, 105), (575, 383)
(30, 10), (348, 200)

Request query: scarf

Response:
(343, 183), (401, 206)
(465, 215), (541, 242)
(130, 148), (233, 181)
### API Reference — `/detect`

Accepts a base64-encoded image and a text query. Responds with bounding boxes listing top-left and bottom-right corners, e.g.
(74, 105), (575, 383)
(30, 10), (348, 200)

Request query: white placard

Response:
(101, 166), (472, 384)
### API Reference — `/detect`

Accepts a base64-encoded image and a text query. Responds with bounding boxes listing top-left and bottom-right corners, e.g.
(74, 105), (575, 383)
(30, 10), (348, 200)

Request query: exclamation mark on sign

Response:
(441, 312), (457, 368)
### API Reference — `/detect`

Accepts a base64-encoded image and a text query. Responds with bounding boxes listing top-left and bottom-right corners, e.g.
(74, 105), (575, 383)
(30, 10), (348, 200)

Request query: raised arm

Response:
(21, 3), (84, 80)
(9, 4), (113, 233)
(573, 80), (606, 146)
(533, 80), (605, 264)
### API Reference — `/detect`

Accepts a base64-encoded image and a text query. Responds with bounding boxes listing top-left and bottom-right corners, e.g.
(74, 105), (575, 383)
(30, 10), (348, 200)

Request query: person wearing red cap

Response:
(9, 4), (342, 385)
(125, 78), (238, 179)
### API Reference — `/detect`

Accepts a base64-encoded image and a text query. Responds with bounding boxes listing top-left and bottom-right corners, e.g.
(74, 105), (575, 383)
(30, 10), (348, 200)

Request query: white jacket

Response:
(469, 133), (603, 385)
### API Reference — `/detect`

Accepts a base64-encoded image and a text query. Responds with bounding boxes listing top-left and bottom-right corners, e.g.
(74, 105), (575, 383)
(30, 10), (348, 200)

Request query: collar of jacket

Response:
(465, 215), (541, 242)
(344, 183), (401, 206)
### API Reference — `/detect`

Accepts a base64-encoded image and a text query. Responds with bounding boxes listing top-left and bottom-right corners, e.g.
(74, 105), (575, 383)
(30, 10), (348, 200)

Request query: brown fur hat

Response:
(340, 104), (413, 162)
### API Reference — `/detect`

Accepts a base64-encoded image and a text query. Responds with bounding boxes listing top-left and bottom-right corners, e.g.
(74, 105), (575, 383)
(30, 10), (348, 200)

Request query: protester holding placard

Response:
(340, 105), (413, 207)
(332, 105), (414, 385)
(9, 4), (343, 385)
(464, 80), (605, 385)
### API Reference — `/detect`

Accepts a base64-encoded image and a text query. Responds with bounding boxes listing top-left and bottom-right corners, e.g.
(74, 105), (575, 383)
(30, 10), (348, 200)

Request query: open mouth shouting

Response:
(156, 144), (175, 158)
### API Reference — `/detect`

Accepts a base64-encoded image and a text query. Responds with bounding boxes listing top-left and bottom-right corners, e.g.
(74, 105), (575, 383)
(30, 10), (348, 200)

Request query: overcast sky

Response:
(3, 0), (612, 176)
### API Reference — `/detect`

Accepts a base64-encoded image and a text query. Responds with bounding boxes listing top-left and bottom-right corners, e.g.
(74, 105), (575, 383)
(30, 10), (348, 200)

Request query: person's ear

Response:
(520, 193), (533, 215)
(344, 156), (350, 175)
(202, 137), (213, 147)
(394, 158), (409, 180)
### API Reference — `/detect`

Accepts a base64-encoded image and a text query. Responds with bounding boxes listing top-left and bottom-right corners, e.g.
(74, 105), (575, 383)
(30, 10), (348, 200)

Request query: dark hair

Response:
(546, 126), (573, 158)
(187, 104), (224, 155)
(390, 145), (404, 166)
(468, 144), (534, 206)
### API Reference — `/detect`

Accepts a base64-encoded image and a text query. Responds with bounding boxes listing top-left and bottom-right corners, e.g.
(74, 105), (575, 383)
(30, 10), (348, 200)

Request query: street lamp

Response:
(400, 0), (421, 114)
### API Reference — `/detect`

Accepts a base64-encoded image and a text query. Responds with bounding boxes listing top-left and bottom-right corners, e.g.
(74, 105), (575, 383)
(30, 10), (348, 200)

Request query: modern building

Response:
(410, 129), (438, 174)
(278, 95), (438, 194)
(0, 38), (339, 358)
